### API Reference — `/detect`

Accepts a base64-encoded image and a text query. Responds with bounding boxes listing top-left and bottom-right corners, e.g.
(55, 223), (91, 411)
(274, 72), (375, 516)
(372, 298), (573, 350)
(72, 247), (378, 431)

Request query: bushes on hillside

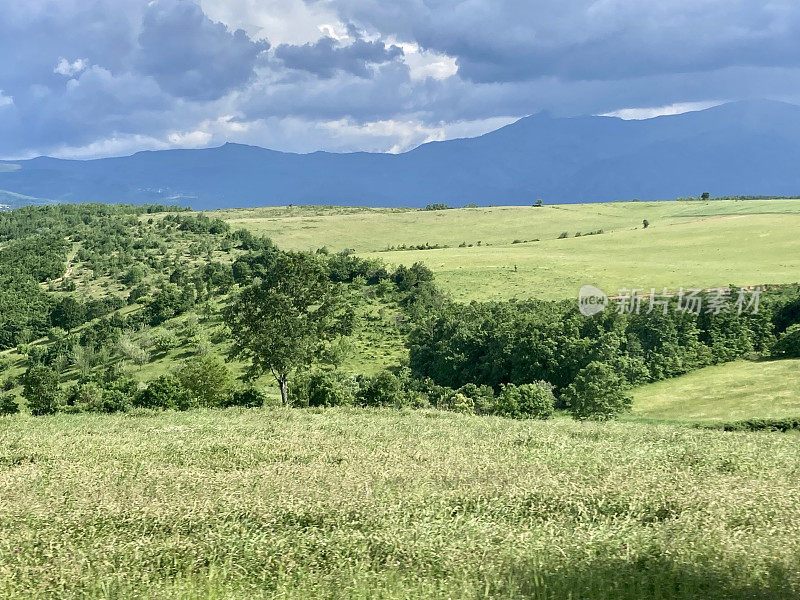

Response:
(772, 324), (800, 358)
(709, 417), (800, 433)
(134, 375), (193, 411)
(291, 370), (358, 407)
(64, 368), (138, 413)
(494, 382), (555, 420)
(0, 393), (19, 416)
(564, 361), (632, 421)
(175, 355), (234, 407)
(286, 369), (558, 420)
(22, 365), (62, 416)
(357, 371), (403, 407)
(225, 386), (267, 409)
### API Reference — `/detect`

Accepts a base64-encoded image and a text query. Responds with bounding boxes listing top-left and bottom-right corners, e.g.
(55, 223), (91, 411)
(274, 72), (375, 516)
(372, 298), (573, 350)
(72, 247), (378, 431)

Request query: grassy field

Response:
(216, 200), (800, 302)
(631, 359), (800, 423)
(3, 200), (800, 599)
(212, 199), (800, 252)
(361, 212), (800, 302)
(2, 409), (800, 599)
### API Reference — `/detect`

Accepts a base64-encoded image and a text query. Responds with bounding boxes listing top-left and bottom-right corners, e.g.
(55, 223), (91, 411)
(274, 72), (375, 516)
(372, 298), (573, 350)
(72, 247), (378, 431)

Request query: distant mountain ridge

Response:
(2, 100), (800, 209)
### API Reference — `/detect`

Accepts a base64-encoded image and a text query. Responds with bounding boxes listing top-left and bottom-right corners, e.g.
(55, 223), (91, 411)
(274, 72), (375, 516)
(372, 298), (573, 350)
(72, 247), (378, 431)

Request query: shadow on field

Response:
(496, 554), (798, 600)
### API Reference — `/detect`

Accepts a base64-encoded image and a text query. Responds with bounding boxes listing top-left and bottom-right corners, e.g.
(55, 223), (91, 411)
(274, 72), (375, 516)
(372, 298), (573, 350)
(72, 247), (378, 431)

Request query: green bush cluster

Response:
(409, 291), (785, 421)
(705, 417), (800, 433)
(772, 324), (800, 357)
(19, 353), (264, 415)
(290, 370), (557, 419)
(563, 361), (632, 421)
(0, 392), (19, 416)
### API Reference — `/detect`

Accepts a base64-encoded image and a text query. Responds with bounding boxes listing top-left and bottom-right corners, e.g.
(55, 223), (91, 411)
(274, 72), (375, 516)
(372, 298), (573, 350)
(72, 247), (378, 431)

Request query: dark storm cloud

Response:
(313, 0), (800, 82)
(4, 0), (800, 158)
(137, 0), (269, 100)
(274, 37), (403, 78)
(0, 1), (141, 96)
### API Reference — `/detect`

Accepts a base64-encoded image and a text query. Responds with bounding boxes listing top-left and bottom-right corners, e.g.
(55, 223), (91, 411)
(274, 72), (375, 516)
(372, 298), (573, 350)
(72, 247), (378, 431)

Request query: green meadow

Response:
(2, 409), (800, 599)
(3, 199), (800, 599)
(631, 358), (800, 423)
(218, 200), (800, 302)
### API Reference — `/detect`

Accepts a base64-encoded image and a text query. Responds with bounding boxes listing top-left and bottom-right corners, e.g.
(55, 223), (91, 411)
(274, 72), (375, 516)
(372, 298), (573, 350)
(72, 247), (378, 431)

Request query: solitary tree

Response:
(224, 251), (354, 405)
(22, 364), (62, 416)
(564, 361), (632, 421)
(50, 297), (84, 332)
(701, 192), (711, 200)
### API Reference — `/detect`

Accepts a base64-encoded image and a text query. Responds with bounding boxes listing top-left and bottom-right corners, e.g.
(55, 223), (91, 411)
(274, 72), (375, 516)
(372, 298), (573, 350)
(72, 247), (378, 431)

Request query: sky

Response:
(1, 0), (799, 159)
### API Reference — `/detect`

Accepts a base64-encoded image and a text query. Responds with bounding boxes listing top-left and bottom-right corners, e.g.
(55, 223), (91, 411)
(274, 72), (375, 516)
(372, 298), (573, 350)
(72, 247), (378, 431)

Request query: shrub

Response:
(357, 371), (402, 407)
(175, 354), (233, 407)
(400, 389), (431, 409)
(1, 376), (15, 392)
(117, 335), (150, 367)
(494, 382), (555, 419)
(135, 374), (193, 410)
(94, 389), (132, 413)
(292, 370), (357, 408)
(448, 392), (474, 414)
(64, 382), (103, 413)
(772, 324), (800, 358)
(0, 393), (19, 416)
(22, 364), (62, 416)
(564, 361), (632, 421)
(225, 387), (267, 409)
(710, 417), (800, 433)
(152, 329), (178, 354)
(453, 383), (495, 415)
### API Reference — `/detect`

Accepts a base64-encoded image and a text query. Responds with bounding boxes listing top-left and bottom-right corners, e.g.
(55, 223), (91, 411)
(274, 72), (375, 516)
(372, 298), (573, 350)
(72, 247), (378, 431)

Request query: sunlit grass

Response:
(631, 359), (800, 423)
(1, 408), (799, 598)
(217, 200), (800, 302)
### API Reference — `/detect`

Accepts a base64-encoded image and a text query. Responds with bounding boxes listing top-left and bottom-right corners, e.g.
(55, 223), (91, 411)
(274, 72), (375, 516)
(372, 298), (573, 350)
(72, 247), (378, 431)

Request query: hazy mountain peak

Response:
(2, 100), (799, 209)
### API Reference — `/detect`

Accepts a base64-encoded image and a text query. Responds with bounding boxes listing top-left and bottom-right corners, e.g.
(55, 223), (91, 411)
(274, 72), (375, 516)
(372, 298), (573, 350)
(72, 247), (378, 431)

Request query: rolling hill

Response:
(2, 100), (800, 209)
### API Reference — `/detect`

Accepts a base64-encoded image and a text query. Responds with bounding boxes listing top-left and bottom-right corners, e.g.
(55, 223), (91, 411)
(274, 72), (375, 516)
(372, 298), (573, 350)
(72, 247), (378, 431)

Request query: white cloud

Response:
(0, 90), (12, 108)
(396, 42), (458, 80)
(45, 134), (174, 160)
(54, 57), (89, 77)
(601, 101), (724, 120)
(200, 0), (341, 45)
(167, 130), (213, 147)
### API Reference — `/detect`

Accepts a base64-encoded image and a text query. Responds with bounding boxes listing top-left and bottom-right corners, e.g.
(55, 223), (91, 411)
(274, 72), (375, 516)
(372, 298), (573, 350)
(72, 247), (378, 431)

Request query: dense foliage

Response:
(4, 203), (800, 424)
(409, 295), (777, 397)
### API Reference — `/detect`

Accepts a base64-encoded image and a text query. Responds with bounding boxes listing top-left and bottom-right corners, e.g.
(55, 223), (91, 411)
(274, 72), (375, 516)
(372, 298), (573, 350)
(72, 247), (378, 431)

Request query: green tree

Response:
(152, 328), (178, 354)
(773, 324), (800, 358)
(0, 393), (19, 416)
(50, 297), (85, 332)
(175, 354), (233, 407)
(357, 370), (402, 407)
(225, 251), (354, 406)
(134, 374), (193, 410)
(291, 370), (357, 408)
(494, 382), (555, 419)
(564, 361), (632, 421)
(22, 364), (62, 416)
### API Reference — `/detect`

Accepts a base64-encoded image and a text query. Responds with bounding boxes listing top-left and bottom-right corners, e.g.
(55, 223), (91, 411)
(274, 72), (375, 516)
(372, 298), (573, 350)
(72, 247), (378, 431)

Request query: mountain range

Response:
(2, 99), (800, 209)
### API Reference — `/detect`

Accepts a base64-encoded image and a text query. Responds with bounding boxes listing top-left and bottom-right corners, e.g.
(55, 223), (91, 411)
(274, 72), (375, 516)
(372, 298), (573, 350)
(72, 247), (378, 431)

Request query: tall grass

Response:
(2, 408), (799, 598)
